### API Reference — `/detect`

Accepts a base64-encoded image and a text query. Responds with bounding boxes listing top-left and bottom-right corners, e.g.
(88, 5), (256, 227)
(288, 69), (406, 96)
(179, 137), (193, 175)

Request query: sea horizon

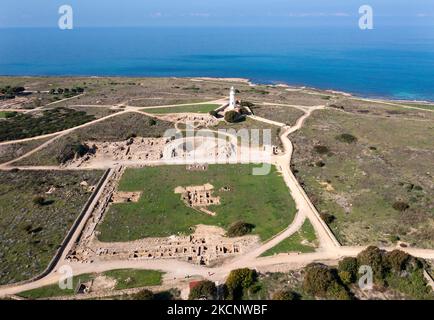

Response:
(1, 26), (434, 102)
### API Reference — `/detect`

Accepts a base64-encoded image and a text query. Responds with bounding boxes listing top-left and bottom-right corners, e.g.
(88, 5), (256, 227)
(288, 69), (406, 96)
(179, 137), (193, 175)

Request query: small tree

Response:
(224, 110), (240, 123)
(188, 280), (217, 300)
(338, 257), (358, 284)
(225, 268), (257, 300)
(320, 212), (336, 224)
(272, 290), (298, 301)
(33, 196), (46, 206)
(227, 221), (255, 237)
(385, 250), (422, 274)
(336, 133), (357, 144)
(303, 263), (350, 300)
(303, 263), (336, 297)
(357, 246), (387, 282)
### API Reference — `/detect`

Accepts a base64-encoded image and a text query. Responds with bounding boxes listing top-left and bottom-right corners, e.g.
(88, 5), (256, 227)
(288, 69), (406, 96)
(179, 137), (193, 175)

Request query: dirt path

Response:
(354, 97), (434, 113)
(0, 99), (226, 169)
(1, 99), (434, 299)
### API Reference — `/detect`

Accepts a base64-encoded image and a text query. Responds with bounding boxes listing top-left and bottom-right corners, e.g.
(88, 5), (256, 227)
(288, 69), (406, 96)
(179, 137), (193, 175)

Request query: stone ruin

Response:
(75, 225), (259, 266)
(65, 168), (259, 268)
(111, 191), (142, 203)
(174, 184), (220, 216)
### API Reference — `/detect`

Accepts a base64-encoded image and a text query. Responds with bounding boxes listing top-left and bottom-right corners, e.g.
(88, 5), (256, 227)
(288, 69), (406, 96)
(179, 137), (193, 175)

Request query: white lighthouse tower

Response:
(228, 86), (236, 110)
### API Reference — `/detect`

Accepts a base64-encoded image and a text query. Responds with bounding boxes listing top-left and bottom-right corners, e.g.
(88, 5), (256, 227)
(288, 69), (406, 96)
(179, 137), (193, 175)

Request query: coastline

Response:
(1, 75), (433, 105)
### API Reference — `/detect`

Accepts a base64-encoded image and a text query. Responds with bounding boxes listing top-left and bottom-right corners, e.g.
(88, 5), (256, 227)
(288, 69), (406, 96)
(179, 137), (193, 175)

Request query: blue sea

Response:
(0, 27), (434, 101)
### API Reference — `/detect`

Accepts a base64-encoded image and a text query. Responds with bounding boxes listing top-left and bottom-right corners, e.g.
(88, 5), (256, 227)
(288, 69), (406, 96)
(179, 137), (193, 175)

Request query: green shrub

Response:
(188, 280), (217, 300)
(272, 290), (298, 300)
(227, 221), (255, 237)
(315, 161), (326, 167)
(303, 263), (336, 297)
(303, 263), (351, 300)
(392, 201), (410, 212)
(320, 212), (336, 224)
(338, 271), (353, 286)
(225, 268), (257, 300)
(32, 196), (46, 206)
(224, 110), (240, 123)
(313, 145), (330, 154)
(385, 250), (422, 274)
(338, 257), (358, 284)
(336, 133), (357, 144)
(356, 246), (387, 281)
(327, 282), (352, 300)
(385, 268), (432, 300)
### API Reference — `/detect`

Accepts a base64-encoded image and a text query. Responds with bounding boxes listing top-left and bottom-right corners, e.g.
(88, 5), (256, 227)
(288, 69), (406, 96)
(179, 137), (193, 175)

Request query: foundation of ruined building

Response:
(175, 184), (220, 216)
(68, 225), (259, 266)
(111, 191), (142, 203)
(66, 168), (259, 267)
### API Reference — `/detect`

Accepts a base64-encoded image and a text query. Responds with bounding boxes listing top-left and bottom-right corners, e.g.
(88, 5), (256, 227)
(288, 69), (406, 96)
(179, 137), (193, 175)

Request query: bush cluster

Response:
(0, 107), (95, 142)
(188, 280), (217, 300)
(335, 247), (430, 299)
(226, 221), (255, 237)
(0, 86), (25, 99)
(225, 268), (257, 300)
(336, 133), (358, 144)
(49, 87), (84, 95)
(303, 263), (351, 300)
(224, 110), (241, 123)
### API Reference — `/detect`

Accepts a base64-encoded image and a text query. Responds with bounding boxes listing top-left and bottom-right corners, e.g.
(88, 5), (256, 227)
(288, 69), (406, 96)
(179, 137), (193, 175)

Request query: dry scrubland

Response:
(251, 104), (305, 126)
(0, 137), (54, 164)
(0, 170), (103, 285)
(15, 112), (174, 166)
(291, 101), (434, 248)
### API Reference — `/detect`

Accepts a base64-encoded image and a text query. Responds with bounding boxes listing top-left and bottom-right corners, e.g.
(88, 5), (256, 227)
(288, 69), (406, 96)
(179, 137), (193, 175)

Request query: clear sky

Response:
(1, 0), (434, 28)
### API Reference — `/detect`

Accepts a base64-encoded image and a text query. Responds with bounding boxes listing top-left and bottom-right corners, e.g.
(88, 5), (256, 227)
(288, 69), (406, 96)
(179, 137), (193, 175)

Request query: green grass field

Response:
(98, 164), (296, 242)
(18, 274), (94, 299)
(261, 219), (318, 256)
(103, 269), (163, 290)
(18, 269), (164, 299)
(143, 103), (220, 114)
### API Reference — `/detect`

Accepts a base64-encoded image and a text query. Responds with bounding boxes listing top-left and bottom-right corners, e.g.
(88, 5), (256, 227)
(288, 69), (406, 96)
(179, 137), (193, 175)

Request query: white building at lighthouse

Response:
(228, 86), (236, 110)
